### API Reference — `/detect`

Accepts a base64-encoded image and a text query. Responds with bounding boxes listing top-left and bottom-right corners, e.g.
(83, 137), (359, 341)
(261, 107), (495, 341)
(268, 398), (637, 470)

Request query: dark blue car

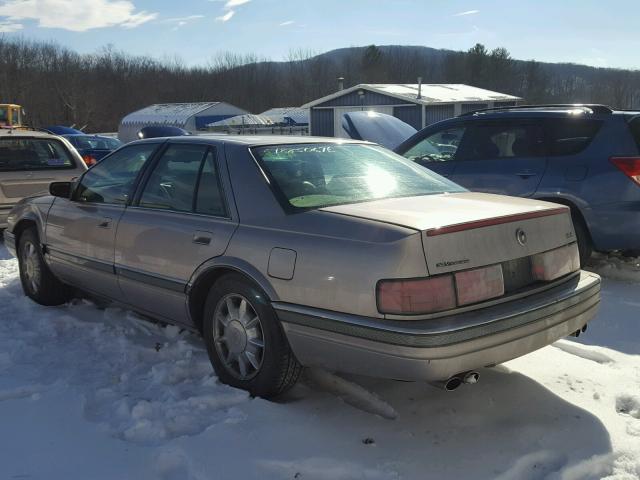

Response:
(388, 105), (640, 262)
(63, 134), (122, 165)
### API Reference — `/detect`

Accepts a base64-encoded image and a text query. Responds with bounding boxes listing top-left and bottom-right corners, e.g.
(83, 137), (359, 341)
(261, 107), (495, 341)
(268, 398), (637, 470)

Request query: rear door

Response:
(45, 142), (159, 299)
(114, 142), (237, 326)
(450, 120), (547, 197)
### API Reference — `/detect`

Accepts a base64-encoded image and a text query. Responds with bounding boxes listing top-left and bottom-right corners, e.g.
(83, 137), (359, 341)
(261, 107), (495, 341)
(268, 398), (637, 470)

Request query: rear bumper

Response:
(275, 271), (601, 381)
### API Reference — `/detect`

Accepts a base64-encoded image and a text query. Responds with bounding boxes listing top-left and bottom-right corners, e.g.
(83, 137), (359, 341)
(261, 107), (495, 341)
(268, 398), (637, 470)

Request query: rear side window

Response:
(546, 119), (602, 156)
(457, 123), (545, 161)
(0, 138), (75, 171)
(629, 118), (640, 151)
(138, 144), (227, 217)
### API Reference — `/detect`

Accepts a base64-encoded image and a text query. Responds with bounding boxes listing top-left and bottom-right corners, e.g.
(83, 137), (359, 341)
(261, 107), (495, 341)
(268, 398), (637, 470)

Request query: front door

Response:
(450, 121), (547, 197)
(45, 143), (160, 299)
(114, 143), (237, 326)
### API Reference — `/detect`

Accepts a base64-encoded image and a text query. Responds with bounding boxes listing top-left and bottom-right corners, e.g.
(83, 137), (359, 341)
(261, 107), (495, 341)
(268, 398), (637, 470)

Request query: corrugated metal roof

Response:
(260, 107), (310, 124)
(303, 84), (521, 108)
(121, 102), (222, 125)
(207, 114), (273, 127)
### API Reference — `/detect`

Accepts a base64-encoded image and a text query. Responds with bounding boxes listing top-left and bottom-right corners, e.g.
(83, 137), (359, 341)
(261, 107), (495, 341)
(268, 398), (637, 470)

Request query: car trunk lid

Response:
(321, 192), (575, 275)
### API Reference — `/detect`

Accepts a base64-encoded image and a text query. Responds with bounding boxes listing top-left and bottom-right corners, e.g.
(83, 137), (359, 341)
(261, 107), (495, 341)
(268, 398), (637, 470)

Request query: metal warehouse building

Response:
(118, 102), (248, 143)
(303, 84), (521, 137)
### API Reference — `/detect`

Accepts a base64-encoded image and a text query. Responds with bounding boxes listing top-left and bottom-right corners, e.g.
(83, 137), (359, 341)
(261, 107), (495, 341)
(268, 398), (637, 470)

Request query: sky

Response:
(0, 0), (638, 70)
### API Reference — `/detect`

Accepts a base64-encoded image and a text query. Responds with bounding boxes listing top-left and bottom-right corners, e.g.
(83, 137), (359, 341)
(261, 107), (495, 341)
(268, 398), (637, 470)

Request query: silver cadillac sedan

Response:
(4, 136), (601, 397)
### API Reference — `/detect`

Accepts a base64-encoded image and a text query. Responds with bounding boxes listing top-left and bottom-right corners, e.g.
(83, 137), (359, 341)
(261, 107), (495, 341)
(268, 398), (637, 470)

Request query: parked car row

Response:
(4, 134), (600, 397)
(0, 128), (122, 229)
(345, 104), (640, 262)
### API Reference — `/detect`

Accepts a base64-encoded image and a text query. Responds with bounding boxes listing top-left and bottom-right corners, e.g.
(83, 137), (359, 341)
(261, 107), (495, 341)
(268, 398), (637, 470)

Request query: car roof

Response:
(64, 133), (118, 139)
(453, 104), (636, 122)
(0, 128), (63, 139)
(130, 135), (372, 147)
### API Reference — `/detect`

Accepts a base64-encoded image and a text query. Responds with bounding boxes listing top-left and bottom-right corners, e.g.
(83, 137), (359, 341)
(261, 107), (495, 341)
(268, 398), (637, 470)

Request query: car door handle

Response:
(98, 217), (112, 228)
(516, 172), (537, 178)
(192, 232), (212, 245)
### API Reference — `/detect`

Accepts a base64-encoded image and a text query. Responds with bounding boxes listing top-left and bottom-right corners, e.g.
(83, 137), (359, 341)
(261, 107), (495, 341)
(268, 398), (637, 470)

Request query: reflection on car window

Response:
(196, 150), (227, 217)
(139, 144), (208, 213)
(253, 143), (465, 210)
(72, 135), (122, 150)
(0, 138), (75, 172)
(404, 127), (466, 164)
(458, 123), (544, 161)
(546, 119), (602, 156)
(75, 143), (156, 205)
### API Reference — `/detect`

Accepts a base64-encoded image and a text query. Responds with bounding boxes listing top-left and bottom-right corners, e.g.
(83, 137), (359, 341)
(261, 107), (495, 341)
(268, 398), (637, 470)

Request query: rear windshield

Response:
(252, 143), (465, 210)
(546, 119), (602, 156)
(71, 135), (122, 150)
(629, 117), (640, 151)
(0, 138), (75, 171)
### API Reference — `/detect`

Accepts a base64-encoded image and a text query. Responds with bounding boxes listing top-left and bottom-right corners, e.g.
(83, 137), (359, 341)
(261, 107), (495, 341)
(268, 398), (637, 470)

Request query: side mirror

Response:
(49, 181), (72, 198)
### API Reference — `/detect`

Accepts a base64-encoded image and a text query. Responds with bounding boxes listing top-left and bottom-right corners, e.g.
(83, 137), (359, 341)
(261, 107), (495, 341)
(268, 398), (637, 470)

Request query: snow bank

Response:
(586, 252), (640, 283)
(1, 241), (639, 479)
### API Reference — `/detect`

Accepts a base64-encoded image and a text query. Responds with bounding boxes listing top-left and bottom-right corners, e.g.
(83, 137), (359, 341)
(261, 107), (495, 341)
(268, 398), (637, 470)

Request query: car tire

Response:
(571, 212), (592, 266)
(17, 227), (72, 306)
(202, 273), (302, 398)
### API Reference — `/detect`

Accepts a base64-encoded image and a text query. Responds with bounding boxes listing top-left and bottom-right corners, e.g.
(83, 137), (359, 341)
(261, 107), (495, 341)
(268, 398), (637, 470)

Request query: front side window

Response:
(0, 138), (75, 172)
(74, 143), (157, 205)
(403, 127), (467, 164)
(457, 123), (545, 161)
(252, 143), (465, 210)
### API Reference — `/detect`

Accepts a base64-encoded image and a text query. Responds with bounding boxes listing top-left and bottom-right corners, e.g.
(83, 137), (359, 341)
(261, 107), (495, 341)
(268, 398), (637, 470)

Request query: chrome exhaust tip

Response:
(462, 371), (480, 384)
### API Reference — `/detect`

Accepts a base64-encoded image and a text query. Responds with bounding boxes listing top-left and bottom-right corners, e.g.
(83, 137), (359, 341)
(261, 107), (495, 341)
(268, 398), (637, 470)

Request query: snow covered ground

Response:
(0, 240), (638, 480)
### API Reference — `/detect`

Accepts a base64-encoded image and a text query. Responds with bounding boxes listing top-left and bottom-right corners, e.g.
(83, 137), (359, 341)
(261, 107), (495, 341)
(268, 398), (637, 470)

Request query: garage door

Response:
(333, 106), (393, 138)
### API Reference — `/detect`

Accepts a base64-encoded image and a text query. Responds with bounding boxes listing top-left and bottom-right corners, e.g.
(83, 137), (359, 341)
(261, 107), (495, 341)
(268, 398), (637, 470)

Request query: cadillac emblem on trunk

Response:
(516, 228), (527, 246)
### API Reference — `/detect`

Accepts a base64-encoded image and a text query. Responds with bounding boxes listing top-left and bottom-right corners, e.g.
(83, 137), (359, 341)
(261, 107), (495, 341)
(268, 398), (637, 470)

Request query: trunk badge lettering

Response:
(516, 228), (527, 246)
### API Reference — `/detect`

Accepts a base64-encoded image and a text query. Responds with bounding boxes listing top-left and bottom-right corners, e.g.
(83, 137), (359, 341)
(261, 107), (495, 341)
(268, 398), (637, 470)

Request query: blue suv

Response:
(392, 105), (640, 262)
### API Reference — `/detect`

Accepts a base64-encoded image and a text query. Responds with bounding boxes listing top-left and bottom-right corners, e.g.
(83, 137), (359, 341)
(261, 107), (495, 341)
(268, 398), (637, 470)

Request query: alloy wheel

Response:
(22, 241), (41, 294)
(213, 293), (265, 380)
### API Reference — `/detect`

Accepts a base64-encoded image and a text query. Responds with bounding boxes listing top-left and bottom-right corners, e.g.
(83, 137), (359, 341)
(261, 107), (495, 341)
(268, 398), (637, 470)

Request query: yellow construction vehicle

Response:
(0, 104), (25, 128)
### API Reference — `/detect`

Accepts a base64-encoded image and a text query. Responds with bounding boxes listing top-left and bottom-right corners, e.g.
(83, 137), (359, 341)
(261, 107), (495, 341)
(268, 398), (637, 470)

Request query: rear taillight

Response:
(531, 243), (580, 281)
(82, 154), (97, 166)
(377, 264), (505, 315)
(377, 276), (456, 315)
(610, 157), (640, 186)
(454, 264), (504, 306)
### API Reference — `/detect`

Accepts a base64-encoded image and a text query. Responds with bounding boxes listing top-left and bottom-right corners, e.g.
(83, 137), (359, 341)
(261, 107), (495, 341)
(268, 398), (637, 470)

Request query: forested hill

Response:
(1, 38), (638, 133)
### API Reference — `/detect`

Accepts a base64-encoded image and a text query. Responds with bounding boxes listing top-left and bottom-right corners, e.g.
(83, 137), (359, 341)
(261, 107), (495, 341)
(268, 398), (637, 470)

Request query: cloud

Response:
(0, 19), (22, 32)
(0, 0), (157, 31)
(216, 10), (235, 22)
(159, 14), (204, 30)
(279, 20), (294, 26)
(453, 9), (479, 16)
(224, 0), (250, 6)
